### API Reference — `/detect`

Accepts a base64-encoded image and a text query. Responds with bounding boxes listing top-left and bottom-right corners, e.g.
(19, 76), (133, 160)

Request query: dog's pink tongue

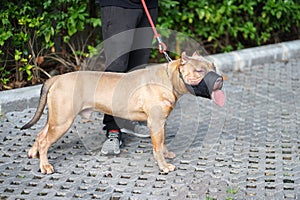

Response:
(211, 90), (225, 107)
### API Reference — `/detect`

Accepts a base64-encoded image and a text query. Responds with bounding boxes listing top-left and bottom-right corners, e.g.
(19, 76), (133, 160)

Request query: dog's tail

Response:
(21, 76), (58, 130)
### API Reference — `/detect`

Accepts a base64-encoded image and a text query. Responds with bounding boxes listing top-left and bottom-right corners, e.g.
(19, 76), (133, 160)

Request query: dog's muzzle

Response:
(179, 70), (226, 107)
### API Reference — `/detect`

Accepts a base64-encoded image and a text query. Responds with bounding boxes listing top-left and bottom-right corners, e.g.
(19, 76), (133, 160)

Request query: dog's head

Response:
(178, 52), (225, 107)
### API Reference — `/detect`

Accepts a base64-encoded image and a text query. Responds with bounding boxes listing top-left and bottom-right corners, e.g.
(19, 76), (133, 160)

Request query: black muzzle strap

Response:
(178, 68), (223, 99)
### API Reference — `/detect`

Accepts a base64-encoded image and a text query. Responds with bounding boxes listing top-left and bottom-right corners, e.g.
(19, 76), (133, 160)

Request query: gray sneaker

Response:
(120, 121), (150, 138)
(101, 130), (122, 155)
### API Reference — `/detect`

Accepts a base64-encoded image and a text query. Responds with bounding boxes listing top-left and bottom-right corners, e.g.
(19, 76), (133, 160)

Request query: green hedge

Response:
(158, 0), (300, 53)
(0, 0), (299, 89)
(0, 0), (101, 89)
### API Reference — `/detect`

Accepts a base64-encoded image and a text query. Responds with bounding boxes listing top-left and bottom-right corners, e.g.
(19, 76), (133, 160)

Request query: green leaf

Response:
(63, 36), (70, 43)
(276, 11), (282, 19)
(90, 18), (101, 27)
(14, 50), (22, 61)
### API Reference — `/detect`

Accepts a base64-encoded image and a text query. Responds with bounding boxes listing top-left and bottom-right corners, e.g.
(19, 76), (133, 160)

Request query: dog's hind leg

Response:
(28, 125), (48, 159)
(31, 118), (74, 174)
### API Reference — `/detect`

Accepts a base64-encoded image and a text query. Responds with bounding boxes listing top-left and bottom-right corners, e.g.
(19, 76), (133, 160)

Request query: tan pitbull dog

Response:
(21, 52), (225, 174)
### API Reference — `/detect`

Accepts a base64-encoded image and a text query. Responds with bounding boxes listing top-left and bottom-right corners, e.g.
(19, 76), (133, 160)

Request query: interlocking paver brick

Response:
(0, 58), (299, 199)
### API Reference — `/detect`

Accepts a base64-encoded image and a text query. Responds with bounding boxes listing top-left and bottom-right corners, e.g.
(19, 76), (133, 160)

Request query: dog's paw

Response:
(160, 163), (176, 173)
(28, 147), (39, 158)
(40, 163), (54, 174)
(164, 151), (176, 159)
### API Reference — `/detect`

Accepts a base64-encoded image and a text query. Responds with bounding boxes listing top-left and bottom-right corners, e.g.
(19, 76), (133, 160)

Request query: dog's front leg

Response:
(148, 113), (176, 173)
(162, 132), (176, 159)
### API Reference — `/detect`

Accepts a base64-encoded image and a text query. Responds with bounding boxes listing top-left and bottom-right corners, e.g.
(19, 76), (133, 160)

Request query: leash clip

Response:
(156, 36), (172, 62)
(163, 51), (173, 62)
(156, 36), (165, 53)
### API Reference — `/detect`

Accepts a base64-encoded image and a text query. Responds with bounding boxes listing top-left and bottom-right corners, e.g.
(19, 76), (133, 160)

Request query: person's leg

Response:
(116, 8), (158, 136)
(101, 6), (142, 72)
(100, 6), (141, 154)
(127, 8), (158, 71)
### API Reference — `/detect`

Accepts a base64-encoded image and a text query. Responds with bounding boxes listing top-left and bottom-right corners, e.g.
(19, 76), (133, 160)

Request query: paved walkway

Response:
(0, 56), (300, 199)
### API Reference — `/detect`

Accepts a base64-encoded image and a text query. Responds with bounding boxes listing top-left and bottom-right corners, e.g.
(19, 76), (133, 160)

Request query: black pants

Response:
(100, 6), (158, 130)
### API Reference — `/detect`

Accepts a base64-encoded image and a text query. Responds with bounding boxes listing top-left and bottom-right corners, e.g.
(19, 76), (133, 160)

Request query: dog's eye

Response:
(195, 69), (205, 73)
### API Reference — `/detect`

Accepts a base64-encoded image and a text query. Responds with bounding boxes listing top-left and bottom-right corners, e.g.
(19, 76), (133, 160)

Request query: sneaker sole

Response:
(121, 128), (151, 138)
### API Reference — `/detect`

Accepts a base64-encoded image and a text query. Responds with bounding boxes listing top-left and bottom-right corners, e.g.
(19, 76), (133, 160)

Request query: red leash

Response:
(141, 0), (172, 62)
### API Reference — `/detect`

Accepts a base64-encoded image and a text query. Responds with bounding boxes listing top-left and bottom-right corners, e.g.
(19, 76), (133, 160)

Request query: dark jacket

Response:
(97, 0), (158, 9)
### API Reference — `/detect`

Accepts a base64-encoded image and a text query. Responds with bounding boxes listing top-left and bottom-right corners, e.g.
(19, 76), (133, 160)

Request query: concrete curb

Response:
(208, 39), (300, 72)
(0, 40), (300, 114)
(0, 84), (42, 114)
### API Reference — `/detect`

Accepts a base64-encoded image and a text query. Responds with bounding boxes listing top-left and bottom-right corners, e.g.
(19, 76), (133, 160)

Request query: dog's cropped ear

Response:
(180, 52), (189, 65)
(192, 51), (200, 57)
